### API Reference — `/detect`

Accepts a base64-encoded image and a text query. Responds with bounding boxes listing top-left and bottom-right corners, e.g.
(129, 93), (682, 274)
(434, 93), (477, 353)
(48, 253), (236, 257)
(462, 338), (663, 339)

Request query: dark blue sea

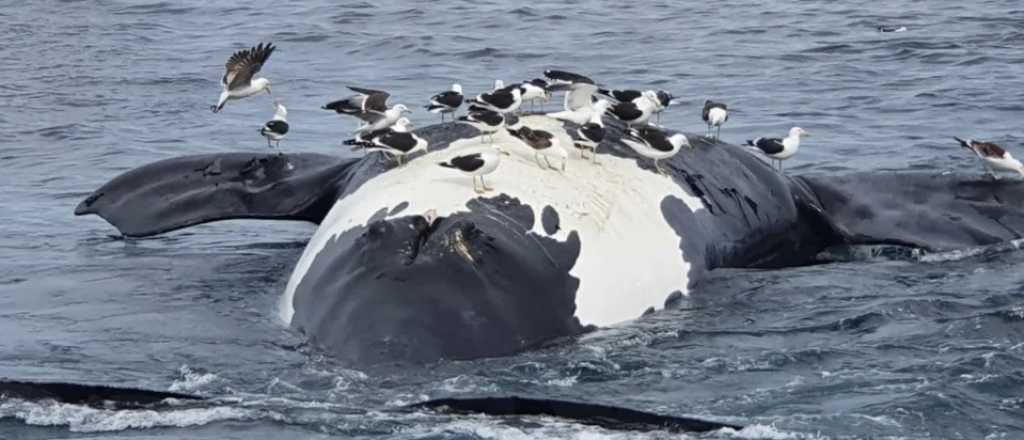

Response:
(3, 1), (1024, 438)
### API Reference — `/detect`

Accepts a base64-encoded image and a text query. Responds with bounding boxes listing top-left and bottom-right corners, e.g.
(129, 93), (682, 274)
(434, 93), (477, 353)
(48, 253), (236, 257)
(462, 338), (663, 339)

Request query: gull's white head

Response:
(254, 78), (271, 95)
(789, 127), (809, 138)
(641, 90), (660, 107)
(395, 117), (413, 131)
(669, 133), (690, 149)
(493, 79), (505, 90)
(452, 83), (463, 93)
(273, 101), (287, 120)
(393, 104), (411, 114)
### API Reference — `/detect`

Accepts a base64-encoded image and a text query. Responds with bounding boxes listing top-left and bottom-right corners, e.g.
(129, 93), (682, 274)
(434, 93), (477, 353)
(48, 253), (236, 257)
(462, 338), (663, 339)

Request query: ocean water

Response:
(3, 0), (1024, 438)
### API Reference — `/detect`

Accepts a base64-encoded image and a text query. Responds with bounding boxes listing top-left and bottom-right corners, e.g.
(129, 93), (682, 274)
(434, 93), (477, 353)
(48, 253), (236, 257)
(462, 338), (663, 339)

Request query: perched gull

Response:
(361, 118), (428, 166)
(598, 88), (674, 124)
(322, 86), (411, 134)
(574, 110), (605, 163)
(458, 109), (505, 143)
(954, 137), (1024, 179)
(606, 90), (660, 128)
(746, 127), (808, 172)
(259, 101), (289, 149)
(652, 90), (674, 124)
(508, 126), (568, 171)
(470, 87), (523, 115)
(425, 83), (464, 123)
(701, 100), (728, 140)
(345, 117), (412, 151)
(439, 147), (510, 193)
(622, 127), (689, 174)
(547, 87), (610, 125)
(211, 42), (275, 113)
(518, 78), (550, 111)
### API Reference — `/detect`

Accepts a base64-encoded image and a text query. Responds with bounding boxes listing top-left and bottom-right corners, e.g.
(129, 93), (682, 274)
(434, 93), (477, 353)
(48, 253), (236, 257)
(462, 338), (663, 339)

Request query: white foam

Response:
(0, 399), (273, 433)
(168, 365), (220, 393)
(280, 115), (704, 327)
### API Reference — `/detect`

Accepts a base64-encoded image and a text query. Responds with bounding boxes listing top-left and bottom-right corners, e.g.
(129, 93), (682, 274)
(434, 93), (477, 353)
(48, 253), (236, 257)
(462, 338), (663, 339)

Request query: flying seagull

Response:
(211, 42), (275, 113)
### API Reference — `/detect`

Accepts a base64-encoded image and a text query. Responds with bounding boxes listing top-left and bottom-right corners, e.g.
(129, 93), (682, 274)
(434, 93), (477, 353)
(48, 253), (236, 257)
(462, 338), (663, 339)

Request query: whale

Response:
(75, 115), (1024, 365)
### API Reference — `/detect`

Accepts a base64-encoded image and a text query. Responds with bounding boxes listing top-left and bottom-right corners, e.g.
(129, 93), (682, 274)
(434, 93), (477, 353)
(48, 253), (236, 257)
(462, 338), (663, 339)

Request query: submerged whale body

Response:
(76, 116), (1024, 365)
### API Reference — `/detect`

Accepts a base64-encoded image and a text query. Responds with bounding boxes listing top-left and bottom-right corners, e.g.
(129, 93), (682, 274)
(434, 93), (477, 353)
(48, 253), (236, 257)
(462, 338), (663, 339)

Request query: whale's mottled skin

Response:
(76, 116), (1024, 365)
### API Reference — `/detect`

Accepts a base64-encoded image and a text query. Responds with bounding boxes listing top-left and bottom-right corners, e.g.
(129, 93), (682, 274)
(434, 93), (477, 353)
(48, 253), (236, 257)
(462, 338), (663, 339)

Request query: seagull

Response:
(345, 117), (412, 149)
(211, 42), (275, 113)
(546, 85), (610, 125)
(598, 89), (674, 124)
(574, 110), (605, 163)
(425, 83), (464, 123)
(621, 127), (690, 175)
(605, 90), (660, 128)
(508, 126), (567, 171)
(746, 127), (808, 172)
(360, 118), (428, 166)
(518, 78), (550, 111)
(469, 87), (523, 115)
(322, 86), (411, 134)
(439, 147), (510, 194)
(652, 90), (675, 124)
(954, 137), (1024, 179)
(493, 79), (505, 90)
(457, 109), (505, 143)
(702, 100), (728, 140)
(259, 101), (288, 149)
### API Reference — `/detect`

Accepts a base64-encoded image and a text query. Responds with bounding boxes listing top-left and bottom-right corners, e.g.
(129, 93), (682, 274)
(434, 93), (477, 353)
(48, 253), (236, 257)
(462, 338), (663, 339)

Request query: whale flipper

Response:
(798, 172), (1024, 251)
(410, 396), (742, 433)
(0, 380), (200, 409)
(74, 153), (358, 237)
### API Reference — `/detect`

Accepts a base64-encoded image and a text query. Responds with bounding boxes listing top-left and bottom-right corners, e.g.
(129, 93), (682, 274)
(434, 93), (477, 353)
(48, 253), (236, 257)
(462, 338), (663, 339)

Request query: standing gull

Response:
(359, 118), (428, 166)
(458, 109), (505, 143)
(621, 127), (689, 174)
(574, 110), (605, 163)
(701, 100), (728, 140)
(508, 126), (568, 171)
(425, 83), (464, 123)
(470, 87), (523, 115)
(259, 101), (289, 149)
(606, 90), (660, 128)
(439, 147), (510, 194)
(518, 78), (551, 111)
(322, 86), (411, 134)
(211, 42), (275, 113)
(954, 137), (1024, 179)
(746, 127), (808, 172)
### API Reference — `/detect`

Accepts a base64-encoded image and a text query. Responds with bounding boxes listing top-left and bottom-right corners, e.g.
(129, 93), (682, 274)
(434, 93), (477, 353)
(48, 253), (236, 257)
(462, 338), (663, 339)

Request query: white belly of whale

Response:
(280, 116), (705, 327)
